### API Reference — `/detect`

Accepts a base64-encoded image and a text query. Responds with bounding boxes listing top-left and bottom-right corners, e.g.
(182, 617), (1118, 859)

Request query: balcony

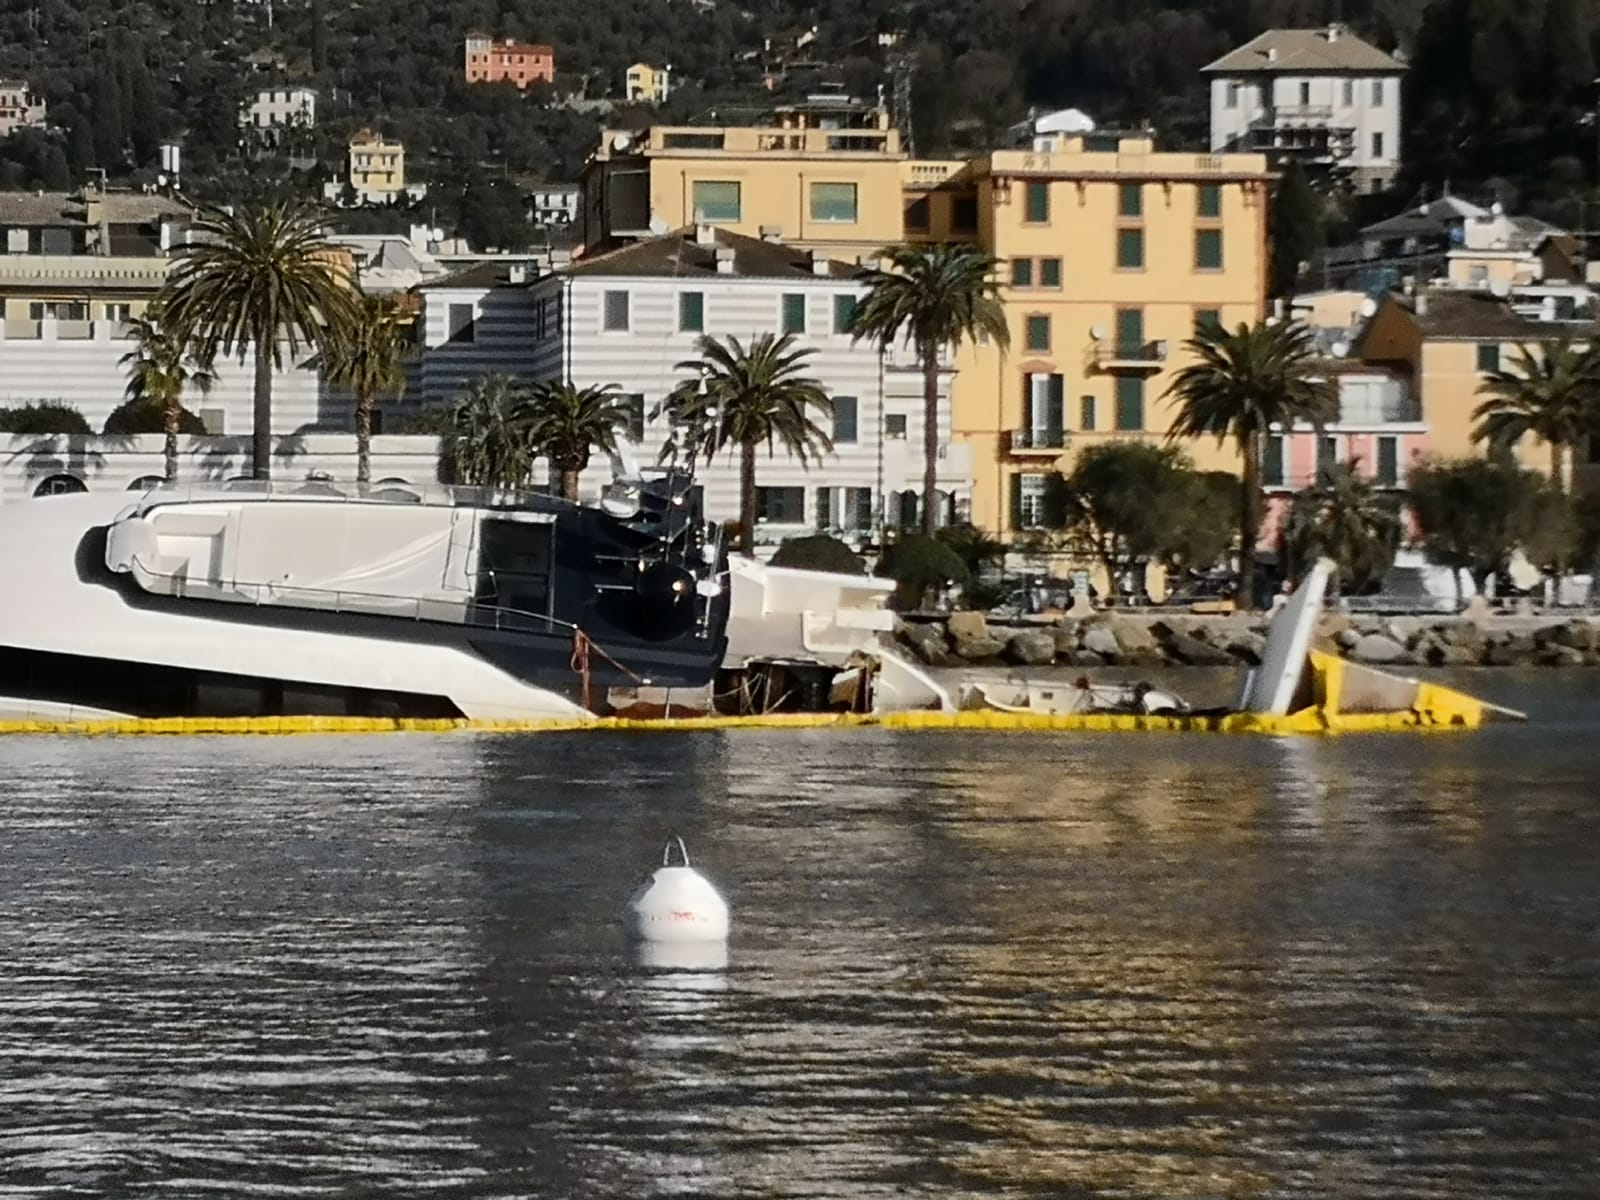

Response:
(1092, 339), (1168, 371)
(1007, 428), (1068, 456)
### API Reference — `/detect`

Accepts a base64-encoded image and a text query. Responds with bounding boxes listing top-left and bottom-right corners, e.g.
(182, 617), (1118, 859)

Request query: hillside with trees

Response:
(1, 0), (1598, 235)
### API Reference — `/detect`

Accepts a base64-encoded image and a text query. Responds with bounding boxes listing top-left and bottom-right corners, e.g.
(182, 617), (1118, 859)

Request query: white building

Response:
(413, 261), (546, 406)
(240, 86), (316, 134)
(522, 226), (972, 540)
(0, 79), (46, 138)
(1203, 25), (1404, 192)
(530, 185), (581, 228)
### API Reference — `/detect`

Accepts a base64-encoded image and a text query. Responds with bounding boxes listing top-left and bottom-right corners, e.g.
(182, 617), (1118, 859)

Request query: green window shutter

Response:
(1045, 374), (1065, 440)
(1194, 307), (1220, 334)
(1040, 258), (1061, 287)
(1025, 181), (1049, 223)
(809, 182), (859, 223)
(1476, 342), (1500, 372)
(679, 291), (704, 332)
(1025, 314), (1050, 352)
(1079, 394), (1096, 431)
(1197, 184), (1221, 218)
(1116, 228), (1144, 269)
(691, 180), (741, 222)
(782, 293), (806, 333)
(1377, 436), (1399, 486)
(1263, 435), (1285, 486)
(832, 395), (858, 443)
(1114, 307), (1143, 356)
(833, 293), (858, 334)
(1009, 473), (1024, 530)
(1117, 183), (1142, 218)
(1011, 257), (1033, 287)
(1020, 374), (1035, 433)
(1195, 229), (1223, 270)
(815, 486), (833, 528)
(1114, 376), (1143, 431)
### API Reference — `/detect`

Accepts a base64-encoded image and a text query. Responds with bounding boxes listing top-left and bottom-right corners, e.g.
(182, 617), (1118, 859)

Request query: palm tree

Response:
(1165, 319), (1337, 609)
(320, 291), (414, 485)
(1282, 461), (1402, 594)
(663, 332), (833, 557)
(1472, 339), (1600, 495)
(522, 381), (636, 501)
(449, 375), (537, 491)
(849, 243), (1009, 535)
(117, 305), (217, 482)
(158, 201), (357, 480)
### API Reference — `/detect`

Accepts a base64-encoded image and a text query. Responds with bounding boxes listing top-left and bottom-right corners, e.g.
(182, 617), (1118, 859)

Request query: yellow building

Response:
(343, 130), (411, 204)
(577, 112), (1272, 536)
(581, 99), (908, 259)
(624, 62), (670, 103)
(1358, 288), (1600, 489)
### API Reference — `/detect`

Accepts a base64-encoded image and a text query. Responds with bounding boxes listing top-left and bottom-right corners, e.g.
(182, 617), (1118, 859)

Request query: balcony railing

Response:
(1009, 429), (1068, 454)
(1092, 340), (1168, 369)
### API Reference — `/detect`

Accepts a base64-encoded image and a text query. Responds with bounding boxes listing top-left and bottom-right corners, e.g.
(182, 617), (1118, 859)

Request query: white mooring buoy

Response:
(624, 835), (730, 945)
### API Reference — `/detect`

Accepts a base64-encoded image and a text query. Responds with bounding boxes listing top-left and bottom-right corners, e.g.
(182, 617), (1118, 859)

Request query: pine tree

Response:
(1268, 160), (1323, 299)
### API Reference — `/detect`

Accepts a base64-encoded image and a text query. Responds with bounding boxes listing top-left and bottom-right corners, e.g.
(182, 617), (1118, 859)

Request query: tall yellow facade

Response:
(348, 130), (407, 198)
(578, 115), (1272, 535)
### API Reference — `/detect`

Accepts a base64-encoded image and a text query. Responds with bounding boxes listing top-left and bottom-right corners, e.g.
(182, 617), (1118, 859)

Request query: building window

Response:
(447, 302), (475, 342)
(679, 291), (704, 333)
(756, 486), (805, 523)
(200, 408), (226, 435)
(1013, 472), (1049, 530)
(1317, 435), (1339, 477)
(951, 194), (978, 234)
(833, 294), (858, 334)
(1476, 342), (1500, 372)
(1023, 373), (1065, 446)
(1116, 228), (1144, 269)
(1371, 131), (1384, 159)
(810, 182), (859, 224)
(1263, 434), (1285, 486)
(1341, 79), (1354, 107)
(1114, 376), (1143, 431)
(1195, 229), (1224, 271)
(832, 395), (858, 443)
(781, 293), (806, 334)
(1040, 258), (1062, 288)
(1025, 314), (1050, 352)
(1197, 184), (1221, 219)
(1194, 307), (1221, 333)
(885, 414), (908, 439)
(849, 486), (873, 530)
(690, 180), (741, 222)
(815, 486), (833, 529)
(1372, 78), (1385, 106)
(1117, 183), (1142, 219)
(1024, 181), (1050, 223)
(622, 394), (646, 441)
(603, 290), (630, 331)
(905, 196), (930, 231)
(1226, 81), (1240, 107)
(1011, 258), (1034, 287)
(1115, 307), (1144, 357)
(104, 302), (133, 323)
(1080, 394), (1097, 431)
(1376, 436), (1399, 486)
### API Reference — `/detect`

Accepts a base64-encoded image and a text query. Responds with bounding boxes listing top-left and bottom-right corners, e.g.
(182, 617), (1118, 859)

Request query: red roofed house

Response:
(464, 33), (555, 89)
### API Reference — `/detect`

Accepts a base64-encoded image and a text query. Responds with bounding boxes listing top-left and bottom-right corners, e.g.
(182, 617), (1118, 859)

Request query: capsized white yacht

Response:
(0, 471), (730, 722)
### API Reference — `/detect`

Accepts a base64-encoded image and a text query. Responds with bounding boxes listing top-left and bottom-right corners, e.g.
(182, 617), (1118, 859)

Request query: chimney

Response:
(1265, 46), (1278, 63)
(759, 224), (783, 242)
(809, 249), (830, 276)
(507, 263), (528, 284)
(714, 246), (735, 274)
(694, 223), (717, 246)
(1325, 23), (1339, 42)
(1414, 292), (1429, 317)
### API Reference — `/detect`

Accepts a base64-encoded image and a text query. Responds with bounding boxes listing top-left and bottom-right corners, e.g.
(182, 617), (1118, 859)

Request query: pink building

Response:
(1259, 363), (1424, 546)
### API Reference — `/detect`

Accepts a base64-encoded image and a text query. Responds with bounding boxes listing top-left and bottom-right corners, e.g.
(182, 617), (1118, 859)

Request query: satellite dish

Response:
(1089, 326), (1104, 341)
(1331, 340), (1349, 358)
(612, 132), (633, 151)
(1358, 296), (1378, 318)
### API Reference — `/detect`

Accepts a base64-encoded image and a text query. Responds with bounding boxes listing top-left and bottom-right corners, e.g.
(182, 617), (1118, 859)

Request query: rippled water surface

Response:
(3, 672), (1600, 1198)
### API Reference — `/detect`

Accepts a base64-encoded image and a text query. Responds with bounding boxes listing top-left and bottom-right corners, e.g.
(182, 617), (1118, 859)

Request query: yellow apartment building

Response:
(1358, 288), (1600, 489)
(346, 130), (409, 202)
(624, 62), (671, 103)
(576, 112), (1272, 536)
(580, 100), (908, 259)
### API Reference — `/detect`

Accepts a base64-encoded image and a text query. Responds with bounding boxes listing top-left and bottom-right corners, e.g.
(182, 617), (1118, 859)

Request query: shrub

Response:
(878, 534), (970, 611)
(0, 401), (92, 434)
(769, 534), (865, 574)
(102, 399), (207, 435)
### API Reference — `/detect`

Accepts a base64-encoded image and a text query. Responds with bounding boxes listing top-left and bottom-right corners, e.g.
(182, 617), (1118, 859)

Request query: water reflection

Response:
(2, 696), (1599, 1197)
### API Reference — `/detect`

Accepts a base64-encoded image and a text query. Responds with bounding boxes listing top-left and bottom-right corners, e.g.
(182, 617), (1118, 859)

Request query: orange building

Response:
(464, 33), (555, 88)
